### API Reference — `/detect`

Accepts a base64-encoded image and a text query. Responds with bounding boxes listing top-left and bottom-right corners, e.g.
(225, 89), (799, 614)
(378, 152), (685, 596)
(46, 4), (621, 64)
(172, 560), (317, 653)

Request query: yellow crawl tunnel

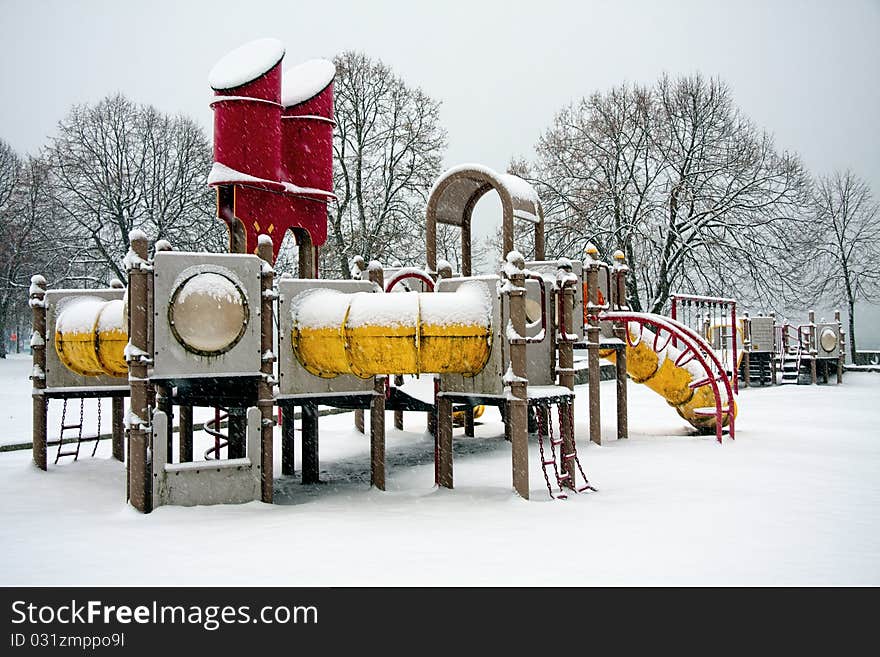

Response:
(54, 296), (128, 377)
(290, 281), (493, 378)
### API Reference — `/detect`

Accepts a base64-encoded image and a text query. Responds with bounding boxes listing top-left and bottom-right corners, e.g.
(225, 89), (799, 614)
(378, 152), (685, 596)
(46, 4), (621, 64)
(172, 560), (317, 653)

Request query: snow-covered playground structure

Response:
(28, 38), (748, 513)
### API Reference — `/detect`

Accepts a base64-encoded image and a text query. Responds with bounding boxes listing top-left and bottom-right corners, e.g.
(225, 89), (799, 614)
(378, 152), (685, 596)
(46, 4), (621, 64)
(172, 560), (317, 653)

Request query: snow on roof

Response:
(282, 59), (335, 107)
(207, 162), (336, 198)
(499, 173), (539, 204)
(428, 163), (500, 199)
(208, 38), (285, 91)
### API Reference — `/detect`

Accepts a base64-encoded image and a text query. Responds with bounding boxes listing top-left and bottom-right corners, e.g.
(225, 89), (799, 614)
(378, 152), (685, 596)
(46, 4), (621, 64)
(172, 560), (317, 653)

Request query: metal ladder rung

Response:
(61, 424), (83, 430)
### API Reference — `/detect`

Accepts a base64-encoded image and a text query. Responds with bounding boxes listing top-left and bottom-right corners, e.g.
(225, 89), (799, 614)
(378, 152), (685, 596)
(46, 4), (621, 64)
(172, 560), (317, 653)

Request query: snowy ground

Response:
(0, 353), (878, 586)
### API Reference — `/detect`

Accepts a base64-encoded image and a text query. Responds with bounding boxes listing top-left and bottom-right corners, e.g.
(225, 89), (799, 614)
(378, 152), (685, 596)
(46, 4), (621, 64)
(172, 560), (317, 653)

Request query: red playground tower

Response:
(208, 38), (335, 267)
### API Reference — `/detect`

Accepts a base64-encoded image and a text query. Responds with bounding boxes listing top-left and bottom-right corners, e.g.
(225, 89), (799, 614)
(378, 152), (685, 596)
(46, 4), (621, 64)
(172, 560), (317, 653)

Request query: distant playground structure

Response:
(25, 38), (840, 514)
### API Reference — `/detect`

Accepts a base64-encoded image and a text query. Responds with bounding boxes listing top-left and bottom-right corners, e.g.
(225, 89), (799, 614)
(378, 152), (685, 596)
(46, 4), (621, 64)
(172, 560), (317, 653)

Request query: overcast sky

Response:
(2, 0), (879, 341)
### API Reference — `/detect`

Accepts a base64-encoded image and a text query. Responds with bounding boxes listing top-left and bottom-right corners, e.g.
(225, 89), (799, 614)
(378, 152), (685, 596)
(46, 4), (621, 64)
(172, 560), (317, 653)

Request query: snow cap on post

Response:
(584, 242), (599, 262)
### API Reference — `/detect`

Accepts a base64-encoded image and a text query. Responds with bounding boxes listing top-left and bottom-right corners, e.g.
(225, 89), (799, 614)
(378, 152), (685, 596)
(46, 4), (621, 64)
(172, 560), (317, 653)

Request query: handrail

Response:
(523, 274), (548, 344)
(385, 269), (435, 293)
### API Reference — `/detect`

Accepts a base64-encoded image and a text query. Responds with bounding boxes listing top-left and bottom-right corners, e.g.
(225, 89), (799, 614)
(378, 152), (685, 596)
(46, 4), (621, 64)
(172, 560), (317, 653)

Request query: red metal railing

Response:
(600, 311), (736, 444)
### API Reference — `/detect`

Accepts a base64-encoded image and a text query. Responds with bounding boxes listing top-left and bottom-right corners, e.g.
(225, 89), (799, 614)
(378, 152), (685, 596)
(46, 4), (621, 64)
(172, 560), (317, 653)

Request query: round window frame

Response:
(819, 327), (837, 353)
(167, 270), (250, 357)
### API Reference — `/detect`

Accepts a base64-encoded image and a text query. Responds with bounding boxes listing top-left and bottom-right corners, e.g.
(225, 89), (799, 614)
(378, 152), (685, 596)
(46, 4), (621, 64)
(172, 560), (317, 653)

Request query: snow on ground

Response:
(0, 353), (878, 585)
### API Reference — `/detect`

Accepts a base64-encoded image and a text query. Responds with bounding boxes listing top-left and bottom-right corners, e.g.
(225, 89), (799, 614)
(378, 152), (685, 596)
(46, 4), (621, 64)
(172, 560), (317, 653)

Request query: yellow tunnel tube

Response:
(54, 297), (128, 378)
(291, 282), (492, 378)
(600, 326), (737, 431)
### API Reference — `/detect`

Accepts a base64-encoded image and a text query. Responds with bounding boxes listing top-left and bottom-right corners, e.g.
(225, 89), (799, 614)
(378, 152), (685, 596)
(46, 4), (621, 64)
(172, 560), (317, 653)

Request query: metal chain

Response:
(565, 398), (596, 493)
(536, 404), (567, 500)
(92, 398), (103, 457)
(535, 404), (555, 499)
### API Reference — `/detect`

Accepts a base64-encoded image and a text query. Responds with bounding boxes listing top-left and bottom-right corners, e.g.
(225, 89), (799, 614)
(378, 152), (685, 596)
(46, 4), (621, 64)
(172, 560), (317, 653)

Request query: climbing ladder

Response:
(535, 399), (596, 500)
(51, 397), (102, 464)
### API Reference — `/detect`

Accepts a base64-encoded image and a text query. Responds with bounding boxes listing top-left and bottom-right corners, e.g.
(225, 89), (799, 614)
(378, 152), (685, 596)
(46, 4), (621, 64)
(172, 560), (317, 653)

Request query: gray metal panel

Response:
(152, 407), (261, 508)
(152, 251), (262, 380)
(526, 260), (584, 342)
(749, 316), (775, 353)
(277, 278), (375, 397)
(438, 276), (503, 396)
(816, 322), (840, 358)
(508, 277), (555, 386)
(44, 288), (127, 391)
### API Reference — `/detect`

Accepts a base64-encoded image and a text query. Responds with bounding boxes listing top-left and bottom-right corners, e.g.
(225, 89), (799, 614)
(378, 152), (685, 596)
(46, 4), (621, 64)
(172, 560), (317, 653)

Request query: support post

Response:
(257, 235), (275, 503)
(301, 402), (319, 484)
(281, 405), (296, 476)
(371, 375), (386, 490)
(366, 263), (386, 445)
(835, 309), (844, 384)
(463, 407), (474, 437)
(29, 274), (47, 471)
(556, 262), (576, 486)
(742, 312), (751, 389)
(505, 252), (529, 499)
(177, 404), (192, 463)
(351, 256), (367, 434)
(125, 232), (151, 513)
(585, 244), (601, 446)
(770, 312), (778, 385)
(731, 302), (739, 394)
(612, 250), (629, 440)
(809, 309), (817, 385)
(393, 375), (404, 430)
(227, 407), (247, 459)
(437, 394), (453, 489)
(156, 384), (173, 464)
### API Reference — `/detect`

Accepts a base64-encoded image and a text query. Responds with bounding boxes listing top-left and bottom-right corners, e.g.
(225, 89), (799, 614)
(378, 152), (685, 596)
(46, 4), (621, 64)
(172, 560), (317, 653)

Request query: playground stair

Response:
(744, 357), (774, 385)
(778, 348), (809, 385)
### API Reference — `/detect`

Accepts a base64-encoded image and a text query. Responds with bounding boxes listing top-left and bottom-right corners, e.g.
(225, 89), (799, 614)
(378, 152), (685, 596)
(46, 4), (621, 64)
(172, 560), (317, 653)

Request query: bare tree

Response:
(796, 171), (880, 361)
(531, 74), (810, 313)
(45, 94), (224, 282)
(327, 51), (447, 278)
(0, 150), (73, 357)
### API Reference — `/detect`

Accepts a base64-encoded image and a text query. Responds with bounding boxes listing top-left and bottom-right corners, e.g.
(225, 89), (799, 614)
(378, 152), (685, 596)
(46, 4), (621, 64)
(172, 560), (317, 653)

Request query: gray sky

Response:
(2, 0), (879, 343)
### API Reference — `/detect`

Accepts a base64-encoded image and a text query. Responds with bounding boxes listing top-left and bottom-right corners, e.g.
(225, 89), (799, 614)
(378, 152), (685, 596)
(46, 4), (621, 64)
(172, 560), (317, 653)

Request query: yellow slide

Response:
(599, 322), (736, 432)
